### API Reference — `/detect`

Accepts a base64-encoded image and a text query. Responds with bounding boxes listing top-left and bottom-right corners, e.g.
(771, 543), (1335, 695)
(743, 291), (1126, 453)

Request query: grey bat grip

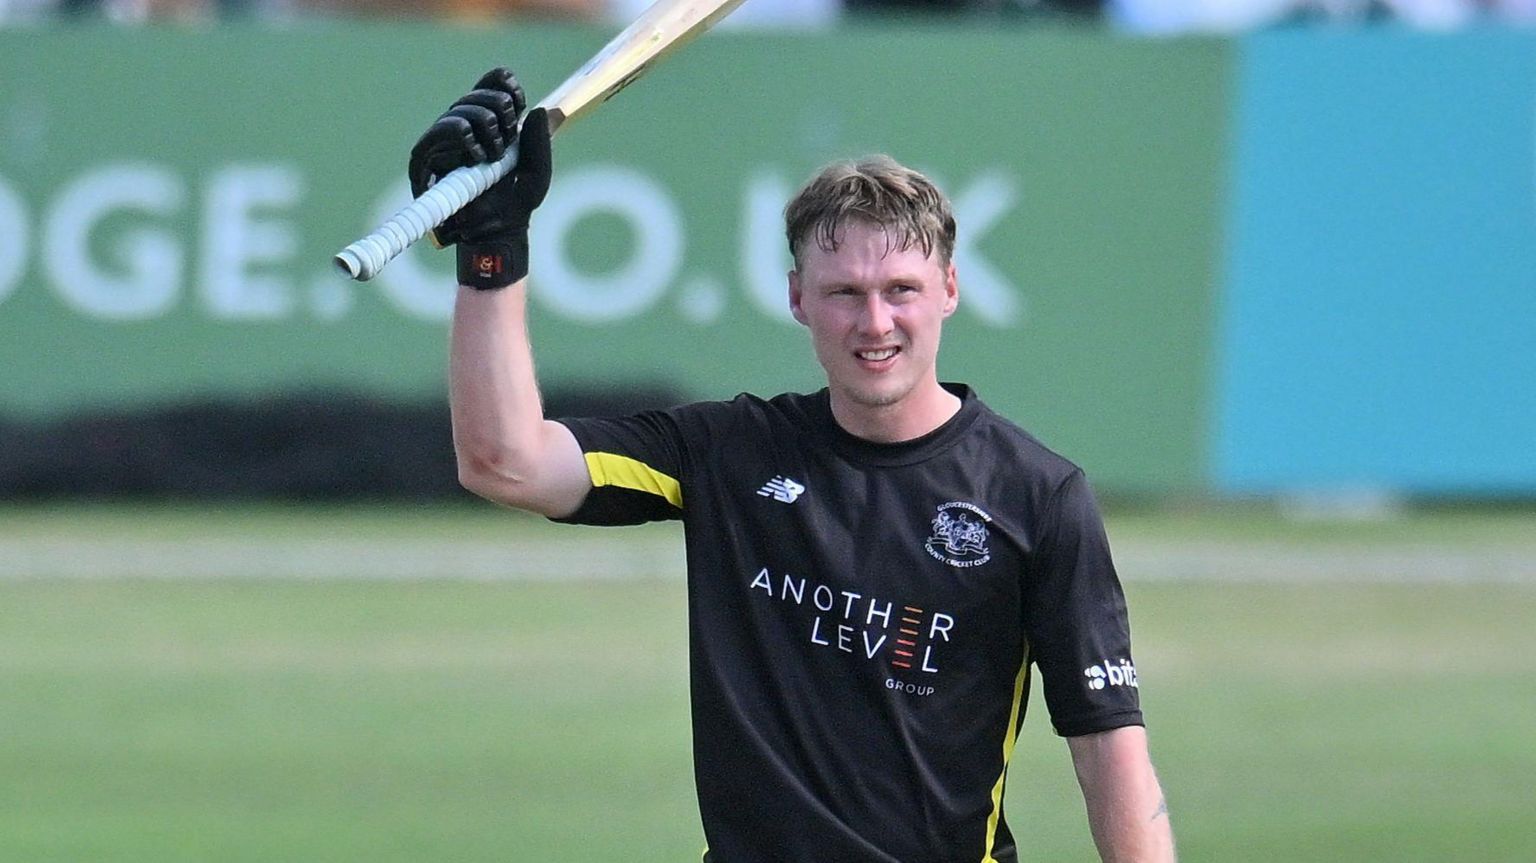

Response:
(333, 140), (522, 281)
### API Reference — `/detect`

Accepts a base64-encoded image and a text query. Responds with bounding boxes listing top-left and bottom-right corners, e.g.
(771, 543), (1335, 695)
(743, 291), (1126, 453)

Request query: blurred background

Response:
(1, 2), (1533, 861)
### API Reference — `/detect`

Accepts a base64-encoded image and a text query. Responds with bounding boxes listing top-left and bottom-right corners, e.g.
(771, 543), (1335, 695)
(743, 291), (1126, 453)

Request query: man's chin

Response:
(843, 381), (912, 409)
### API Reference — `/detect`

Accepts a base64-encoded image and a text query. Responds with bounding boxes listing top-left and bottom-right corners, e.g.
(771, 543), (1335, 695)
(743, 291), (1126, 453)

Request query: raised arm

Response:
(449, 279), (589, 517)
(408, 68), (590, 517)
(1066, 725), (1175, 863)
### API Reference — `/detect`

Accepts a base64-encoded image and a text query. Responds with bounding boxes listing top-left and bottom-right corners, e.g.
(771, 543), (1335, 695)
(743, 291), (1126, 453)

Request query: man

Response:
(410, 68), (1175, 863)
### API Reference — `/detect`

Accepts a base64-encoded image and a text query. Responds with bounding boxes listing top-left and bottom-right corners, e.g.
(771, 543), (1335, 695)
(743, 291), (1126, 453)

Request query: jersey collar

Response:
(814, 382), (984, 468)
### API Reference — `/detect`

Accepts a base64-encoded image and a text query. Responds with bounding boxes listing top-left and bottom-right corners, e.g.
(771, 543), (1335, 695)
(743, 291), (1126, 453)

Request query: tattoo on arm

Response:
(1151, 796), (1168, 822)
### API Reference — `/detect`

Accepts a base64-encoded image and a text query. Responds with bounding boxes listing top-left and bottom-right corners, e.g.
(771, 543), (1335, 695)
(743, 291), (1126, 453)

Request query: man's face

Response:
(788, 220), (958, 413)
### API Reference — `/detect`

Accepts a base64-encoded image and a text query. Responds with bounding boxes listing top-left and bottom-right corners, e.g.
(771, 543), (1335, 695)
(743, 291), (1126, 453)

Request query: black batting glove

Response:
(407, 67), (553, 289)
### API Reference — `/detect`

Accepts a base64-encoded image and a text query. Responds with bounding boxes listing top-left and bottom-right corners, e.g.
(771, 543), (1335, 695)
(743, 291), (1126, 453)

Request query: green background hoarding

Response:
(0, 26), (1228, 492)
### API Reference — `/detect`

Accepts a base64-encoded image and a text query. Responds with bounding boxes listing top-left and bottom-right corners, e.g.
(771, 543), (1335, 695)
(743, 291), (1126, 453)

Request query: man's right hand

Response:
(408, 67), (553, 289)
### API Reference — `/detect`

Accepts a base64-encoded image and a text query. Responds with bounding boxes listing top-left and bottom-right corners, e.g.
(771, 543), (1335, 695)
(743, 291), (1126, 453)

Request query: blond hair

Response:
(784, 155), (956, 269)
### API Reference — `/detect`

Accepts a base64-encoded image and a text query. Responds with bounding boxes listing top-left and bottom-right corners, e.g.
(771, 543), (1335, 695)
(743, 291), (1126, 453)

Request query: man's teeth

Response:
(859, 348), (897, 361)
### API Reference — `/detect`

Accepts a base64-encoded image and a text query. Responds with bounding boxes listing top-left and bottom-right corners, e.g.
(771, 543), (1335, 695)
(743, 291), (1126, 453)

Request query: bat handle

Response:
(333, 140), (522, 281)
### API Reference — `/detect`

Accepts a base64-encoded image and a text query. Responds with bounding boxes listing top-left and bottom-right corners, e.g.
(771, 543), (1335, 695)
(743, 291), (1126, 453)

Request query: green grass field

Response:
(2, 505), (1533, 862)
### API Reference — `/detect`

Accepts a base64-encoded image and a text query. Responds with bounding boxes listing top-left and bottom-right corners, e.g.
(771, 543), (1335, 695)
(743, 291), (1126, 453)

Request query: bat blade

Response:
(333, 0), (745, 281)
(540, 0), (746, 134)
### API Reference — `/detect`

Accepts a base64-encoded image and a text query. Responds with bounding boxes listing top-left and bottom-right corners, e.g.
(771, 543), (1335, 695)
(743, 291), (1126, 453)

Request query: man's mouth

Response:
(856, 347), (900, 362)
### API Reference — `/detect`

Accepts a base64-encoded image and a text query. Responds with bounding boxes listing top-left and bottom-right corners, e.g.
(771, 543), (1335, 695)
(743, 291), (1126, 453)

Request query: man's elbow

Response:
(455, 448), (584, 519)
(453, 422), (590, 516)
(456, 446), (536, 507)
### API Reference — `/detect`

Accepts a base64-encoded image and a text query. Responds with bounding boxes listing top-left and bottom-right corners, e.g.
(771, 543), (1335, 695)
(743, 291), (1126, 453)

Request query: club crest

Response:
(925, 501), (993, 568)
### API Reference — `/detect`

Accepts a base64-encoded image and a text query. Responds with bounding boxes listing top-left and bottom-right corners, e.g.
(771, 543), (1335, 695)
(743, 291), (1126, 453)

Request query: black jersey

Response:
(554, 384), (1142, 863)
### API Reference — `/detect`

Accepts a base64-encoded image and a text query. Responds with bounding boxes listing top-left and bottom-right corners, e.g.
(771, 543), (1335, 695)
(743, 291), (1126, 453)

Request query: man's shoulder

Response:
(965, 391), (1085, 490)
(663, 389), (822, 435)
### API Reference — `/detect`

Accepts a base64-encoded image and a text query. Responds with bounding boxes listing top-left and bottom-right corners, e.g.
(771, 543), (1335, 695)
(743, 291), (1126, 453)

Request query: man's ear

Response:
(788, 269), (808, 326)
(942, 261), (959, 318)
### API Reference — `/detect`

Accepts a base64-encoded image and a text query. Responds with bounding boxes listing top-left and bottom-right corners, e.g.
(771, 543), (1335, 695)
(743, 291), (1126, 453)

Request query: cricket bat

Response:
(334, 0), (745, 281)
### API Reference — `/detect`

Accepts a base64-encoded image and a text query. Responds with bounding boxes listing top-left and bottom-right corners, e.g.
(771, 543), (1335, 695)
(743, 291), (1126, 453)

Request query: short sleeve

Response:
(550, 410), (693, 526)
(1022, 469), (1145, 737)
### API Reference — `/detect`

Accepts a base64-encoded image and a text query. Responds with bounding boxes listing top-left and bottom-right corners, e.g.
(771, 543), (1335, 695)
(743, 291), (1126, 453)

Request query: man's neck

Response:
(829, 380), (962, 444)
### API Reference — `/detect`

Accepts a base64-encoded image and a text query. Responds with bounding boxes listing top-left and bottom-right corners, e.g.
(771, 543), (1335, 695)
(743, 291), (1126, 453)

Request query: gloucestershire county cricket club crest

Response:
(924, 501), (993, 568)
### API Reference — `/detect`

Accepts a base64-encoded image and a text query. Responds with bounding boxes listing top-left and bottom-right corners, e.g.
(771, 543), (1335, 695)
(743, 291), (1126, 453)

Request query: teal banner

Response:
(1218, 31), (1536, 494)
(0, 26), (1229, 492)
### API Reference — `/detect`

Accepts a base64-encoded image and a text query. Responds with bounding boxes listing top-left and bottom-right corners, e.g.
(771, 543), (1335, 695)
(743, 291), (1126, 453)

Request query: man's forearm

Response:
(450, 281), (548, 488)
(1067, 725), (1175, 862)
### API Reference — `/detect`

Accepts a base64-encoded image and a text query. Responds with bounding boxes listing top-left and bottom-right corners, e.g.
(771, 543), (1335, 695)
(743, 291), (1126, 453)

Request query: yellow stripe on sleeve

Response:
(585, 451), (683, 509)
(981, 644), (1031, 862)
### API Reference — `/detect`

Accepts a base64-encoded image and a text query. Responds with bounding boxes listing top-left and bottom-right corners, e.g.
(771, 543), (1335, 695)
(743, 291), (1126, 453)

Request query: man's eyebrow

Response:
(815, 273), (928, 291)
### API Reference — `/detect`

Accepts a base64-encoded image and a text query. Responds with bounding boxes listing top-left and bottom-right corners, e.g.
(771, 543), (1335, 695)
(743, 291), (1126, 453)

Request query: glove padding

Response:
(408, 68), (552, 287)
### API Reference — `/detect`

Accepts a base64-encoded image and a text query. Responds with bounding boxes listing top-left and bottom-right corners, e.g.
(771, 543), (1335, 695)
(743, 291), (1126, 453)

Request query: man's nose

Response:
(859, 294), (894, 337)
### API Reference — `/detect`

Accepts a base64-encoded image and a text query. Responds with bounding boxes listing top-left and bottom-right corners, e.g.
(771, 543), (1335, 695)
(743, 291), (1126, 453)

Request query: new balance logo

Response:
(757, 476), (805, 503)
